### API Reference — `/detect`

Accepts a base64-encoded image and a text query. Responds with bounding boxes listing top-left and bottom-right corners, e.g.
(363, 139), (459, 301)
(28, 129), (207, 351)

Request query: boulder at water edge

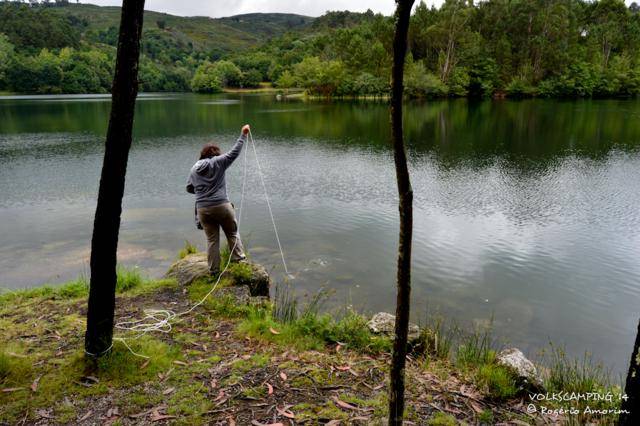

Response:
(367, 312), (421, 342)
(496, 347), (545, 392)
(165, 252), (271, 297)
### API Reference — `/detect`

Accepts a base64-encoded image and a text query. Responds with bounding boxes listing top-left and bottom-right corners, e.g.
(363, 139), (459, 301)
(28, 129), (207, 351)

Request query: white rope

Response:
(102, 128), (291, 359)
(248, 129), (292, 279)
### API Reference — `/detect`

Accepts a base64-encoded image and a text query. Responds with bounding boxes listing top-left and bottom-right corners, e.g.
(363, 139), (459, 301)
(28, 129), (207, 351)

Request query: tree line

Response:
(1, 0), (640, 98)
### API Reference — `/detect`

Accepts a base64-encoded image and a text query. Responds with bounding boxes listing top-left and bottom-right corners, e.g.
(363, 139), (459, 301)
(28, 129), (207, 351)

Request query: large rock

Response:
(165, 252), (271, 297)
(222, 262), (270, 297)
(165, 253), (209, 286)
(496, 347), (544, 391)
(367, 312), (421, 341)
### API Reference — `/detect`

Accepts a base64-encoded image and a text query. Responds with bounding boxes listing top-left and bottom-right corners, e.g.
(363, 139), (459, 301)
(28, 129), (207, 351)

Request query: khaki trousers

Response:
(197, 203), (245, 273)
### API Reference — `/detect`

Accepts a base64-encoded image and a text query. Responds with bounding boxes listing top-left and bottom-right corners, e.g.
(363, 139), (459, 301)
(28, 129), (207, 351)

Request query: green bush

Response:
(448, 67), (470, 97)
(191, 61), (223, 93)
(241, 68), (262, 88)
(505, 76), (537, 98)
(405, 60), (448, 98)
(275, 69), (296, 88)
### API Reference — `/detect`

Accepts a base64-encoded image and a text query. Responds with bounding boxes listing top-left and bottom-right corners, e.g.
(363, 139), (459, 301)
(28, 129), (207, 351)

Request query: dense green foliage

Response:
(260, 0), (640, 98)
(1, 0), (639, 98)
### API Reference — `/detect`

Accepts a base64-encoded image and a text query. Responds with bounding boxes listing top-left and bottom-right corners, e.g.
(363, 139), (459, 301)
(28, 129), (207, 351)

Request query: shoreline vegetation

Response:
(0, 246), (626, 424)
(1, 1), (640, 100)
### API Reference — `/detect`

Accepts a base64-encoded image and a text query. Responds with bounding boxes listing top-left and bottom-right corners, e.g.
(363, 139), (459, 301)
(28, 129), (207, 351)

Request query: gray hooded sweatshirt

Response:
(187, 133), (246, 208)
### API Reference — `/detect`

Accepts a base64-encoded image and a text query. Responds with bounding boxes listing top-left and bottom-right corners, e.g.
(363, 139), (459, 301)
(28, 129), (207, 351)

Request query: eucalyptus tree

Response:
(387, 0), (415, 424)
(84, 0), (146, 357)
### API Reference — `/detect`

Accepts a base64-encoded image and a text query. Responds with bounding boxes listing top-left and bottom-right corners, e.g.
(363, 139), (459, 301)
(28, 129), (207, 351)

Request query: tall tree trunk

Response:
(620, 318), (640, 425)
(84, 0), (145, 357)
(388, 0), (415, 424)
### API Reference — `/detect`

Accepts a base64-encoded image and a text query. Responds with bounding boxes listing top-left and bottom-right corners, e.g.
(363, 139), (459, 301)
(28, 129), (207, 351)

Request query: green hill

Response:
(45, 4), (314, 56)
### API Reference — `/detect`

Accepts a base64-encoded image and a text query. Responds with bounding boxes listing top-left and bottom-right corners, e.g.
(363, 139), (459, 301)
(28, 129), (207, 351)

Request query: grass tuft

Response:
(0, 350), (32, 386)
(115, 265), (144, 292)
(476, 362), (519, 400)
(177, 240), (198, 259)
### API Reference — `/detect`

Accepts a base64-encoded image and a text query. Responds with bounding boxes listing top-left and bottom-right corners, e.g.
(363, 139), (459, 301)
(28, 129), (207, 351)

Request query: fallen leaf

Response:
(265, 382), (274, 395)
(150, 411), (176, 422)
(140, 360), (150, 370)
(470, 401), (484, 414)
(82, 375), (99, 384)
(213, 389), (226, 402)
(31, 375), (42, 392)
(276, 406), (295, 419)
(279, 372), (287, 381)
(1, 387), (25, 393)
(106, 407), (119, 418)
(129, 405), (167, 419)
(162, 387), (175, 395)
(36, 409), (54, 419)
(78, 410), (93, 421)
(251, 421), (284, 426)
(227, 417), (236, 426)
(332, 396), (359, 411)
(269, 327), (281, 335)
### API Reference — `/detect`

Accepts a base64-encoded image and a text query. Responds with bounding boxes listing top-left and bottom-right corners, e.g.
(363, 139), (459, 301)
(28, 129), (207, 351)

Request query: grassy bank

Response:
(0, 257), (625, 424)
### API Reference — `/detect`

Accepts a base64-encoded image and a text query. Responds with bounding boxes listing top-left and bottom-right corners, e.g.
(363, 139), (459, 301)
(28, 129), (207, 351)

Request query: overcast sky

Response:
(78, 0), (638, 18)
(78, 0), (442, 18)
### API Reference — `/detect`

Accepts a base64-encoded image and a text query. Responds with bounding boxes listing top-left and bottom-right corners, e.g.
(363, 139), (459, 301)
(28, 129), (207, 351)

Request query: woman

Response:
(186, 124), (250, 275)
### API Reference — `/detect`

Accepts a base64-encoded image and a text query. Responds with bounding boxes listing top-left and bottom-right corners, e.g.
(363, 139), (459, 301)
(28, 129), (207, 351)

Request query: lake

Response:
(1, 93), (640, 374)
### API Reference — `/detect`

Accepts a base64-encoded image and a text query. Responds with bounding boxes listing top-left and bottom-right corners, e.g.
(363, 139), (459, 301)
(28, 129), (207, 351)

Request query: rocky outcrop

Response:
(496, 347), (544, 391)
(367, 312), (421, 342)
(165, 252), (271, 298)
(222, 262), (270, 297)
(166, 253), (209, 286)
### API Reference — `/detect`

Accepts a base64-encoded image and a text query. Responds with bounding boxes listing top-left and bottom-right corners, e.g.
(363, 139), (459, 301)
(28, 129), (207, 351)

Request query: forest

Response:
(1, 0), (640, 98)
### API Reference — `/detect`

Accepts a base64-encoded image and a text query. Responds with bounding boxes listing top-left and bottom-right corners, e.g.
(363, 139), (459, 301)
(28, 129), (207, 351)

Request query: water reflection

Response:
(1, 94), (640, 374)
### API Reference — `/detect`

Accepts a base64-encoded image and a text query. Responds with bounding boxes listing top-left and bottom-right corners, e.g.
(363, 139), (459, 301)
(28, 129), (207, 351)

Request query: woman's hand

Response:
(242, 124), (250, 135)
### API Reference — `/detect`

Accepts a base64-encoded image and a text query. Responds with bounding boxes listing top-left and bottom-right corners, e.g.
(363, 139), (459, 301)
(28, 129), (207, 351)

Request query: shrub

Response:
(505, 76), (537, 98)
(241, 68), (262, 88)
(275, 69), (296, 88)
(448, 67), (470, 97)
(191, 61), (223, 93)
(404, 60), (448, 98)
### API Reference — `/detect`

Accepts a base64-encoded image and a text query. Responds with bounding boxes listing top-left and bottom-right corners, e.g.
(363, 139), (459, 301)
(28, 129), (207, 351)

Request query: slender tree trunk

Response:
(620, 318), (640, 425)
(388, 0), (415, 424)
(84, 0), (145, 357)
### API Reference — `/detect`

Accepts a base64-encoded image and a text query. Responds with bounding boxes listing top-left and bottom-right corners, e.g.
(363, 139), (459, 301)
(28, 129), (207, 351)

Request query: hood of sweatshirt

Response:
(193, 159), (210, 174)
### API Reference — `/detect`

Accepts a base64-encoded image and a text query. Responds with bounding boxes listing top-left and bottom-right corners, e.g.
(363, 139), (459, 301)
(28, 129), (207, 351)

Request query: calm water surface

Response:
(1, 93), (640, 373)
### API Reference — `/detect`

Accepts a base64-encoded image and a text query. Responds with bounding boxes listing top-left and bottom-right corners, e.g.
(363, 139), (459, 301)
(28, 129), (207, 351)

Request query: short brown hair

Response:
(200, 143), (221, 159)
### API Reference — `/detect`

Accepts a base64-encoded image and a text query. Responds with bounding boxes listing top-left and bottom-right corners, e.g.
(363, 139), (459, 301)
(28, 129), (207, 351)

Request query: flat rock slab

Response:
(165, 253), (271, 297)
